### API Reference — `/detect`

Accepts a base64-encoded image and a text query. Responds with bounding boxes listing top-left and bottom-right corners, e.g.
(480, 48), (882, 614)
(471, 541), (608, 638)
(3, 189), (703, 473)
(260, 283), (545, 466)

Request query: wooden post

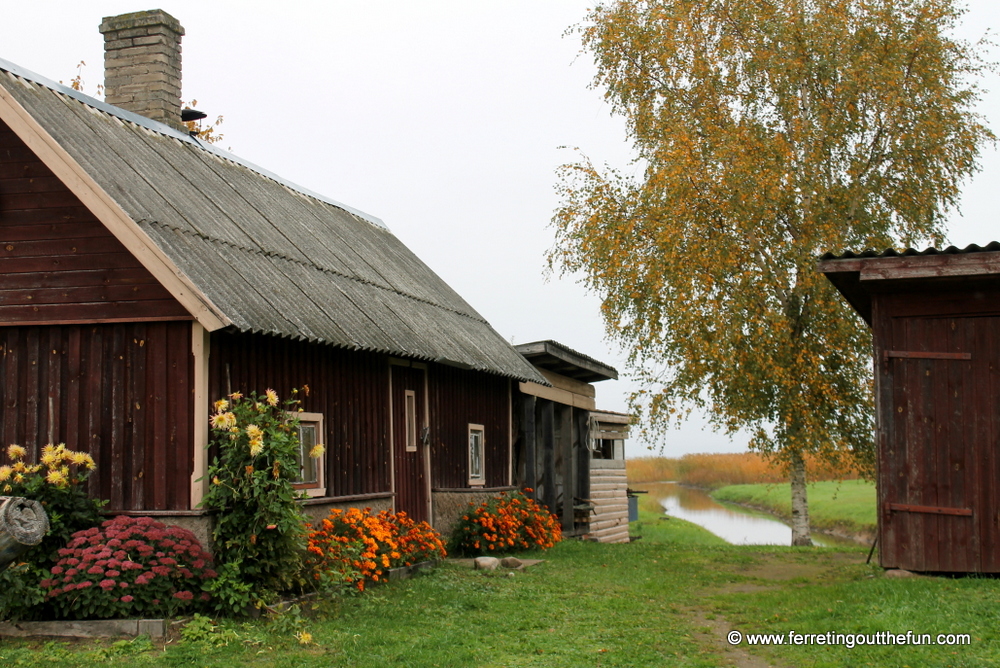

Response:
(0, 497), (49, 573)
(540, 400), (555, 515)
(521, 395), (537, 496)
(560, 405), (574, 533)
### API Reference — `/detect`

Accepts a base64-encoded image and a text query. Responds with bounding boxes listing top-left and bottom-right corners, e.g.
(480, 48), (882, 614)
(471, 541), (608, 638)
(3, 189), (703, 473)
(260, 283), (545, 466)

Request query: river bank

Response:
(641, 481), (867, 547)
(711, 480), (877, 545)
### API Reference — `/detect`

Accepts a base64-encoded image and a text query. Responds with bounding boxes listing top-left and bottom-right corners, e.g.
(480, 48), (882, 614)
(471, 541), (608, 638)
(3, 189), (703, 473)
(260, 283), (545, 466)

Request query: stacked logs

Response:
(0, 497), (49, 573)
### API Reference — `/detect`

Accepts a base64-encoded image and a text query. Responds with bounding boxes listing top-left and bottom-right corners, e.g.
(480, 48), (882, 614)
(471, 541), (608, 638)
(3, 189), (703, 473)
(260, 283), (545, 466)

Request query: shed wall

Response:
(873, 285), (1000, 572)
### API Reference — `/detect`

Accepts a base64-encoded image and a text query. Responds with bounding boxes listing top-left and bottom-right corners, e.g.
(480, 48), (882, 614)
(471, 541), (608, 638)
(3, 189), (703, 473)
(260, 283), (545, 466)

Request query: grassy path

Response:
(1, 501), (997, 667)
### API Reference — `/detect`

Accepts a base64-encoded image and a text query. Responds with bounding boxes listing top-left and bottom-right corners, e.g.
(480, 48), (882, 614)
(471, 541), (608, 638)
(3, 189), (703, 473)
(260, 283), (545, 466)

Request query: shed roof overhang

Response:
(817, 243), (1000, 326)
(515, 340), (618, 384)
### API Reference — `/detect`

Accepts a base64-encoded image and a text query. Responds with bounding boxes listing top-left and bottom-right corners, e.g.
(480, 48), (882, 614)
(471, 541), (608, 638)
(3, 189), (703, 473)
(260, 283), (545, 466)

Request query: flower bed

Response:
(42, 516), (216, 620)
(306, 508), (446, 591)
(450, 488), (562, 556)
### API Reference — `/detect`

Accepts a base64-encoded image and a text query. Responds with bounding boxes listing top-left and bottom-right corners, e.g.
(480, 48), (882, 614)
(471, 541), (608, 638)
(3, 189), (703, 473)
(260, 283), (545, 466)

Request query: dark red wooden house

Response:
(0, 10), (546, 542)
(819, 242), (1000, 573)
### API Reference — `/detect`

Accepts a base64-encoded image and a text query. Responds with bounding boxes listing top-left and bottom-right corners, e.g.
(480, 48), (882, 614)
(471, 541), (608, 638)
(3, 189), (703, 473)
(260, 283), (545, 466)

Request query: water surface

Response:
(643, 481), (854, 547)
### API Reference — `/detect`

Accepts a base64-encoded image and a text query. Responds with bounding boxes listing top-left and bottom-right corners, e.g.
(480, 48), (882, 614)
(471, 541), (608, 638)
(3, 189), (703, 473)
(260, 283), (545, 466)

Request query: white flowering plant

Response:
(200, 389), (321, 594)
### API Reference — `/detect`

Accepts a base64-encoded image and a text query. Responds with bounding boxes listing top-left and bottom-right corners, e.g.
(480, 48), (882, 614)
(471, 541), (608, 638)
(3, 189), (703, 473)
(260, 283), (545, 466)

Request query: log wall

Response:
(588, 459), (629, 543)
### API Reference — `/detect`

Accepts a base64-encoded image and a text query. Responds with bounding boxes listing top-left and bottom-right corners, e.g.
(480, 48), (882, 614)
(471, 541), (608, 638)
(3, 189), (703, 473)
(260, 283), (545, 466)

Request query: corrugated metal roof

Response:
(0, 58), (546, 384)
(820, 241), (1000, 261)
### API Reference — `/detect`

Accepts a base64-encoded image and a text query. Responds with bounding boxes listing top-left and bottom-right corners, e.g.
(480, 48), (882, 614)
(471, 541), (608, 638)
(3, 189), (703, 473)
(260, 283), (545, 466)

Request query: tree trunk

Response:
(789, 452), (812, 546)
(0, 497), (49, 573)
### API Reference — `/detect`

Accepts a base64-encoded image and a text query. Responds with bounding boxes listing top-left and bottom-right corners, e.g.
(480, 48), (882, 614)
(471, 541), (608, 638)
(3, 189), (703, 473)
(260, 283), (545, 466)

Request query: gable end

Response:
(1, 119), (190, 324)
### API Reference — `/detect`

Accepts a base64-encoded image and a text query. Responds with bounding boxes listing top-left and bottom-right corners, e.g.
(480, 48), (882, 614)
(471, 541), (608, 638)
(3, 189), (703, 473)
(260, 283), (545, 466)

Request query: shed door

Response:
(879, 316), (984, 572)
(391, 364), (429, 523)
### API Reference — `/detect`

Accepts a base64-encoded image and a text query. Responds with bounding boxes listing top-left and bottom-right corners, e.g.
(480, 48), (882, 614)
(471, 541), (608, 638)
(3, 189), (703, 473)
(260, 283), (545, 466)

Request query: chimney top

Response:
(99, 9), (185, 131)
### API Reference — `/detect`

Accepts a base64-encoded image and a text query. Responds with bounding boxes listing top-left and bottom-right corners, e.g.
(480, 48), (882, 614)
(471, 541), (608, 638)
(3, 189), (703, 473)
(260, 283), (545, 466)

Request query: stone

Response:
(473, 557), (500, 571)
(500, 557), (523, 569)
(884, 568), (919, 578)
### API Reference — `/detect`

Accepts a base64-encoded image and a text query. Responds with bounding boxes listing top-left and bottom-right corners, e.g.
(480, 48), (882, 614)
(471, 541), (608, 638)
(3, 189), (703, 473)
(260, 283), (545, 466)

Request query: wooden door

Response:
(391, 364), (429, 522)
(879, 316), (981, 572)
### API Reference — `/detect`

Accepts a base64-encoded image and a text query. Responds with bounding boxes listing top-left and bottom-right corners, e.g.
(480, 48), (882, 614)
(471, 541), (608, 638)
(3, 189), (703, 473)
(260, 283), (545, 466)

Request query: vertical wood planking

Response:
(0, 322), (193, 510)
(207, 331), (392, 499)
(426, 363), (511, 489)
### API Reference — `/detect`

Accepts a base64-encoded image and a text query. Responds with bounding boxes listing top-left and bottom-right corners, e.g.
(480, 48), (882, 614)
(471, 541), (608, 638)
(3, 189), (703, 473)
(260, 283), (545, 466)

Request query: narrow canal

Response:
(645, 481), (857, 547)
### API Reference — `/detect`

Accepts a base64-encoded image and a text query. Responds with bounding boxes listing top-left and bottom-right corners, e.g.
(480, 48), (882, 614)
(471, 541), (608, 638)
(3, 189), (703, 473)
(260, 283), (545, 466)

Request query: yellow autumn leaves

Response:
(0, 442), (95, 491)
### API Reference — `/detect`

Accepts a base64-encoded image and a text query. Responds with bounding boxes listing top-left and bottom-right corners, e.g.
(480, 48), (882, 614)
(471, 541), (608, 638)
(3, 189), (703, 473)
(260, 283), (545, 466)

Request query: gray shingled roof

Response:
(0, 58), (545, 383)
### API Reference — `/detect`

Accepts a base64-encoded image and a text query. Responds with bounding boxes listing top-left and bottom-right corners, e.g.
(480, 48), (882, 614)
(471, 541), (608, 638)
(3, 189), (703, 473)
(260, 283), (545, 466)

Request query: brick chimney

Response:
(99, 10), (185, 131)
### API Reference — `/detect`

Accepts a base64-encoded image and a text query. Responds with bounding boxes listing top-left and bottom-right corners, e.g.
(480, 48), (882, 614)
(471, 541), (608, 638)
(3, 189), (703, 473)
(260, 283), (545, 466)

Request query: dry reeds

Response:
(626, 452), (859, 488)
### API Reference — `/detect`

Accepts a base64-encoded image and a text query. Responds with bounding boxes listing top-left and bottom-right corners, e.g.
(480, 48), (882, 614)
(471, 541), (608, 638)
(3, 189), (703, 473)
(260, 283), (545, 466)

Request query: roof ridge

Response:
(139, 219), (488, 324)
(0, 57), (388, 231)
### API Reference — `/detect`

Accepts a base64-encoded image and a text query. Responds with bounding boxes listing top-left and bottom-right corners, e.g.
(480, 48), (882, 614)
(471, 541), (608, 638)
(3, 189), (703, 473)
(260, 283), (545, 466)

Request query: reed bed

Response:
(626, 452), (859, 488)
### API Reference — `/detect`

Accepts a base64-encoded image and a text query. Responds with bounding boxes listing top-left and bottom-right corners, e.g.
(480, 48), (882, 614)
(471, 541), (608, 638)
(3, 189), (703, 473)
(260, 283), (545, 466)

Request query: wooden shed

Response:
(0, 11), (547, 542)
(513, 341), (631, 543)
(818, 242), (1000, 573)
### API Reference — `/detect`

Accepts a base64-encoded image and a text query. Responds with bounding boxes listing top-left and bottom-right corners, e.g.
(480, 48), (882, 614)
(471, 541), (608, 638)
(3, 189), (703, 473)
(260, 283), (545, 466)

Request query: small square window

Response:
(292, 412), (326, 497)
(469, 423), (485, 486)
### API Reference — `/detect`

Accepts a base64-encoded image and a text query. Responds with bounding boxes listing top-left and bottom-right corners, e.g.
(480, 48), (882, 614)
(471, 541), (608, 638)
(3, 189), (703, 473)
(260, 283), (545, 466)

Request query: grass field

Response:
(2, 510), (998, 667)
(712, 480), (877, 537)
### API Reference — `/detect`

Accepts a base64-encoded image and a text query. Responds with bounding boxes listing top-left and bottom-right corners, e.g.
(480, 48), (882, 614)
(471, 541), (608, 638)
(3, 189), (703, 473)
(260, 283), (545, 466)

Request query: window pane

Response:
(405, 392), (417, 449)
(298, 424), (317, 484)
(469, 429), (483, 479)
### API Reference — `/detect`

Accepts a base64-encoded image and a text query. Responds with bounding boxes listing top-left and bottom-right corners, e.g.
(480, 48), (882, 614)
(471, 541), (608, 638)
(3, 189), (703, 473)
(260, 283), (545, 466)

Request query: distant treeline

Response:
(626, 453), (861, 489)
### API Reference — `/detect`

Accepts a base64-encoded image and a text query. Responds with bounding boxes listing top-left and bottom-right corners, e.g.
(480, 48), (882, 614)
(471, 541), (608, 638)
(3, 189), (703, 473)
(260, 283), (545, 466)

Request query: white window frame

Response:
(468, 423), (485, 486)
(404, 390), (418, 453)
(291, 411), (326, 497)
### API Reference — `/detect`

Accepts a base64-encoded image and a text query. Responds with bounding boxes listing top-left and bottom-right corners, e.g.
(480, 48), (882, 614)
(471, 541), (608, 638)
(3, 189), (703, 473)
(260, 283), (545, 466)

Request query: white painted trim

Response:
(294, 411), (326, 497)
(189, 322), (210, 509)
(0, 79), (229, 332)
(468, 423), (485, 486)
(404, 390), (417, 453)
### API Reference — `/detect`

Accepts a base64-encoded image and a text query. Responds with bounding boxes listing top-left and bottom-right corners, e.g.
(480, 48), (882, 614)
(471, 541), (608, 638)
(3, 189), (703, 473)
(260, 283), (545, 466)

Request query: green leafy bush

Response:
(0, 443), (105, 620)
(200, 390), (317, 594)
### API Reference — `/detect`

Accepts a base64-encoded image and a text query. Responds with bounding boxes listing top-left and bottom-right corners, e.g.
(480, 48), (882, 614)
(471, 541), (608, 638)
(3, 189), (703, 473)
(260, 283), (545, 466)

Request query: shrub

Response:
(0, 443), (105, 562)
(200, 390), (316, 594)
(450, 489), (561, 556)
(0, 443), (105, 621)
(42, 516), (216, 620)
(306, 508), (446, 591)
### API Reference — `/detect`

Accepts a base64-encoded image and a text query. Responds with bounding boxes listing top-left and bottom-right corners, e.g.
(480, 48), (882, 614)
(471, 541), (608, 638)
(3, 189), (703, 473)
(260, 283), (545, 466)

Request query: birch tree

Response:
(551, 0), (992, 544)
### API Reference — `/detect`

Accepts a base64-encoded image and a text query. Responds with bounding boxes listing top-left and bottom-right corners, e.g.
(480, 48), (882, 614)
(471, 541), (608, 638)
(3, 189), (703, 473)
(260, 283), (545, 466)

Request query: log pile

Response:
(0, 497), (49, 573)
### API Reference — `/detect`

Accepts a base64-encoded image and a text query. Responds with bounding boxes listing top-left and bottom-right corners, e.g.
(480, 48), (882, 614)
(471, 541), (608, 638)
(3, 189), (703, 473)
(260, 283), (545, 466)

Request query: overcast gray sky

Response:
(3, 1), (999, 458)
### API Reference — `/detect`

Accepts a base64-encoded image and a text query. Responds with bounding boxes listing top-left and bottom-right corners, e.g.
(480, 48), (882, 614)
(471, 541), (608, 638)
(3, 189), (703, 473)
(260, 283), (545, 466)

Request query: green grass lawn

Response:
(712, 479), (877, 536)
(2, 502), (997, 667)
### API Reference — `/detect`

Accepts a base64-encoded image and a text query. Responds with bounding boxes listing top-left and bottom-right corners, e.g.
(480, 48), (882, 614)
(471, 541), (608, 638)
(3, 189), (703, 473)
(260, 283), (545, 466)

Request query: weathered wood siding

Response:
(391, 363), (428, 521)
(588, 460), (629, 543)
(207, 331), (392, 499)
(428, 365), (511, 489)
(0, 120), (190, 325)
(873, 285), (1000, 572)
(0, 322), (194, 511)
